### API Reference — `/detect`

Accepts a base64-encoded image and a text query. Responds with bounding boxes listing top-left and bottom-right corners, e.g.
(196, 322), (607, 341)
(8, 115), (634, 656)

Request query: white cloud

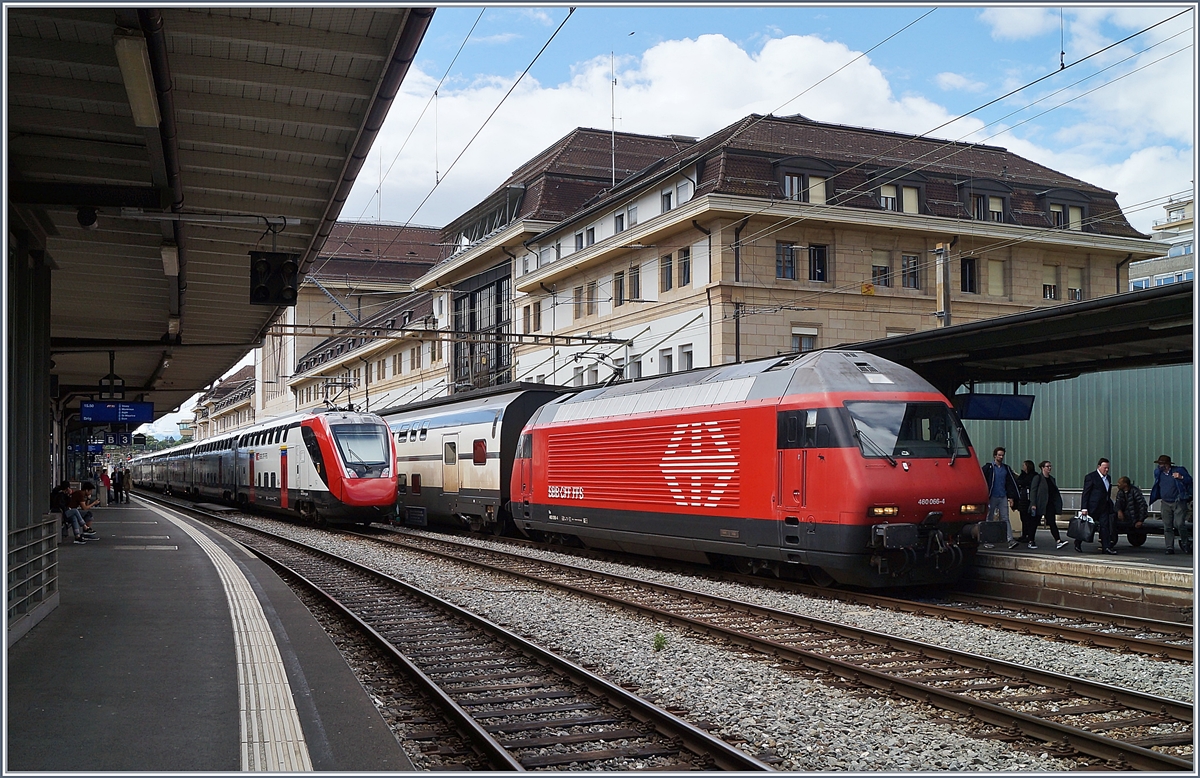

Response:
(979, 8), (1060, 40)
(935, 72), (986, 92)
(354, 33), (984, 227)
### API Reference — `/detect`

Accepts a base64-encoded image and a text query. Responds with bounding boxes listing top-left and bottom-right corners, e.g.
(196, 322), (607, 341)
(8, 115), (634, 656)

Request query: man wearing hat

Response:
(1150, 455), (1192, 554)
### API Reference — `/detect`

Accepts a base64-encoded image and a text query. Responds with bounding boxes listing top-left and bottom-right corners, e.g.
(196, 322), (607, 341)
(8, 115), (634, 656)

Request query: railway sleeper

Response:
(474, 702), (599, 720)
(486, 714), (621, 734)
(457, 690), (577, 706)
(1123, 732), (1196, 748)
(519, 745), (681, 769)
(1087, 715), (1174, 732)
(501, 728), (646, 749)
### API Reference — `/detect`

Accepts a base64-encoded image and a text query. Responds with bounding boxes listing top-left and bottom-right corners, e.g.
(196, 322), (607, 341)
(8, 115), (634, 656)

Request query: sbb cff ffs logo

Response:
(249, 251), (299, 306)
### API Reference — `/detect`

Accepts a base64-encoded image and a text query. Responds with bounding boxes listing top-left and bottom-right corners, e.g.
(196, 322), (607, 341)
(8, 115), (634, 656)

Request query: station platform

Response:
(6, 497), (413, 772)
(967, 522), (1195, 621)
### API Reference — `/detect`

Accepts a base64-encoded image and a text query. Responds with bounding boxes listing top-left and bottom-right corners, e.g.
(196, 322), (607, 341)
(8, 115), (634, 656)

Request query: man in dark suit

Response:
(1081, 457), (1117, 554)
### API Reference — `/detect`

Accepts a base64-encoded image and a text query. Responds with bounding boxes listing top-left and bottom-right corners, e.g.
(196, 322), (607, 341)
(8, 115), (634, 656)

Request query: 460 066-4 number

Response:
(548, 485), (585, 499)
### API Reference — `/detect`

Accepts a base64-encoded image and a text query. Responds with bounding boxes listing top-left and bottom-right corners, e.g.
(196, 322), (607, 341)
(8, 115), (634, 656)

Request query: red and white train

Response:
(386, 350), (994, 587)
(131, 408), (396, 524)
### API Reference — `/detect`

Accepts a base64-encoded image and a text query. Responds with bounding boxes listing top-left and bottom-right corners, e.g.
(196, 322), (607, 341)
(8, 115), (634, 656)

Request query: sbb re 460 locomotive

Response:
(131, 408), (396, 524)
(509, 350), (991, 587)
(384, 349), (992, 588)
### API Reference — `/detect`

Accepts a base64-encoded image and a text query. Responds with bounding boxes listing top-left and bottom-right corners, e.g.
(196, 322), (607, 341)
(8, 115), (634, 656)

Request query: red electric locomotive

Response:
(131, 408), (396, 525)
(510, 349), (992, 587)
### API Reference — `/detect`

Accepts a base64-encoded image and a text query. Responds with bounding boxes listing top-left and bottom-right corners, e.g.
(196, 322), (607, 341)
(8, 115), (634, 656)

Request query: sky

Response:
(141, 2), (1197, 437)
(342, 3), (1195, 233)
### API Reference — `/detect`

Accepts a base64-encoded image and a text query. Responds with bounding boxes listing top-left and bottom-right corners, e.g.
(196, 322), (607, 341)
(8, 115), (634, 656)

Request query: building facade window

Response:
(586, 227), (595, 246)
(901, 254), (920, 289)
(781, 171), (828, 204)
(988, 259), (1005, 296)
(627, 205), (637, 227)
(960, 257), (978, 293)
(871, 249), (891, 287)
(776, 242), (796, 279)
(662, 190), (673, 212)
(1067, 267), (1083, 301)
(659, 348), (673, 375)
(1042, 265), (1058, 300)
(573, 286), (584, 319)
(677, 180), (691, 205)
(614, 212), (625, 233)
(614, 271), (625, 306)
(1130, 277), (1151, 290)
(791, 326), (817, 353)
(575, 232), (584, 251)
(410, 345), (421, 370)
(585, 281), (597, 316)
(629, 264), (641, 300)
(660, 254), (673, 292)
(629, 359), (642, 379)
(523, 304), (532, 334)
(573, 365), (585, 387)
(678, 344), (693, 371)
(678, 247), (691, 287)
(808, 245), (828, 282)
(880, 184), (898, 211)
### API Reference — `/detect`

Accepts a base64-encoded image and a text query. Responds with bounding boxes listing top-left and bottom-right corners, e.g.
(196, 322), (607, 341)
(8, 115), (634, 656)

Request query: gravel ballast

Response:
(230, 517), (1191, 771)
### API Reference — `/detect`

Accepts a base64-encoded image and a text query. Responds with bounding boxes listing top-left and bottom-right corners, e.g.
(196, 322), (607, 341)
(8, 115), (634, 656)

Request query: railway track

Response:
(441, 530), (1194, 662)
(163, 502), (772, 771)
(347, 526), (1194, 771)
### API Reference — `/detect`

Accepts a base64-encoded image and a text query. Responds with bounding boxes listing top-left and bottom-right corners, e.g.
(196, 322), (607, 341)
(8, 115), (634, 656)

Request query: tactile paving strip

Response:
(149, 505), (313, 771)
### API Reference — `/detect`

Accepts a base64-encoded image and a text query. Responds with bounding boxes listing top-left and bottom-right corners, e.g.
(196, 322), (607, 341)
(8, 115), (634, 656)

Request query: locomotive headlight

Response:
(960, 503), (986, 514)
(344, 467), (359, 479)
(868, 506), (900, 517)
(381, 467), (391, 478)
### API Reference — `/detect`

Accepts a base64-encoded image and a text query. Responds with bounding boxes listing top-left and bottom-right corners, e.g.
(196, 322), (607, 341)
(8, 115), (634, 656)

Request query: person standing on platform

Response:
(981, 447), (1019, 548)
(112, 468), (124, 504)
(100, 469), (112, 503)
(1010, 460), (1038, 549)
(1030, 461), (1068, 548)
(1150, 455), (1193, 554)
(1080, 458), (1117, 555)
(123, 467), (133, 502)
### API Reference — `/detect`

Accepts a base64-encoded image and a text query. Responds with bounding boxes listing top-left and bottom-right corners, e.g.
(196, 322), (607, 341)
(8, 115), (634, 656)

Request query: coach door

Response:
(442, 434), (460, 494)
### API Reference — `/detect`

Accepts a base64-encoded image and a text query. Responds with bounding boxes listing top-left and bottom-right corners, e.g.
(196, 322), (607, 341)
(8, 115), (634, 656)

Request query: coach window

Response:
(271, 473), (276, 488)
(473, 439), (487, 465)
(419, 423), (429, 441)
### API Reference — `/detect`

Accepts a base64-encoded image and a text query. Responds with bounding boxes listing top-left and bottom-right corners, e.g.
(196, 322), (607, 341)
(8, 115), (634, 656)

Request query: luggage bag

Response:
(1067, 512), (1095, 542)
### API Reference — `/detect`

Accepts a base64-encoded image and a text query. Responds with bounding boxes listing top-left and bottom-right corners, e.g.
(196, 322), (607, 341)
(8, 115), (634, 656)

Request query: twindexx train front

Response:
(131, 408), (396, 524)
(511, 350), (991, 587)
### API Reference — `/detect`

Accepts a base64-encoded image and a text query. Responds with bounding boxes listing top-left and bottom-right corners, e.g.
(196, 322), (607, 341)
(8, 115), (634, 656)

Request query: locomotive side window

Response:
(473, 439), (487, 465)
(777, 409), (836, 448)
(516, 433), (533, 459)
(411, 473), (422, 494)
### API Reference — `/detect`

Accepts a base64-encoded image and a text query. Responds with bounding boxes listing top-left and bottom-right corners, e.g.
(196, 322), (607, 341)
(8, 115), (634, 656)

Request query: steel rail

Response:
(363, 529), (1194, 771)
(254, 548), (524, 771)
(434, 531), (1194, 661)
(163, 499), (773, 772)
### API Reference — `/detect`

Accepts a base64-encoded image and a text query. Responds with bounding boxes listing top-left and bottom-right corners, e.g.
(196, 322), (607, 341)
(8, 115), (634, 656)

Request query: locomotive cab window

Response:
(845, 401), (971, 459)
(776, 409), (836, 448)
(516, 433), (533, 459)
(331, 423), (392, 478)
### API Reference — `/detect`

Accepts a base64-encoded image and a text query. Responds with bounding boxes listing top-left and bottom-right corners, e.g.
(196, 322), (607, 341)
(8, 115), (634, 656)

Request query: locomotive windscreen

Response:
(330, 423), (392, 477)
(844, 401), (972, 459)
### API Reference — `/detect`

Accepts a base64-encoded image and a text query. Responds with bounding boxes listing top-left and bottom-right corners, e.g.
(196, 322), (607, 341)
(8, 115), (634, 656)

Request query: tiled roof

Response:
(311, 222), (442, 282)
(564, 114), (1145, 239)
(293, 291), (436, 375)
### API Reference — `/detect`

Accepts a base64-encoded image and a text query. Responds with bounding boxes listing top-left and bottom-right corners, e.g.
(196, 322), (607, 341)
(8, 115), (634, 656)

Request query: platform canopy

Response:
(7, 7), (433, 421)
(849, 281), (1194, 396)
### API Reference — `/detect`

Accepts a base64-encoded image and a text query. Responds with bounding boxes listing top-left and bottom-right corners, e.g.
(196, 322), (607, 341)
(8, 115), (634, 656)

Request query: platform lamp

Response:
(113, 30), (161, 128)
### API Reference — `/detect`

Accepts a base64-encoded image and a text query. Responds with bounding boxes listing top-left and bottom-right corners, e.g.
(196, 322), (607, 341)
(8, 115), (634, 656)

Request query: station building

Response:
(295, 113), (1165, 408)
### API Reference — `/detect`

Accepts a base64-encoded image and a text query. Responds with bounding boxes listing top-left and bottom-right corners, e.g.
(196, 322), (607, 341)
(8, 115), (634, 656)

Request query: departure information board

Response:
(79, 402), (154, 423)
